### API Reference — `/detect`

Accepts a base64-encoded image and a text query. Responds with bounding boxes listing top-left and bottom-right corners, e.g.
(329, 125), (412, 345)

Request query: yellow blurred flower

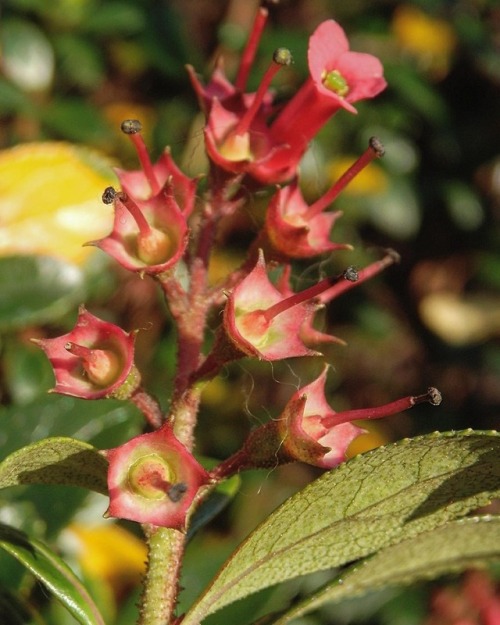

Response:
(68, 523), (146, 589)
(0, 142), (115, 264)
(326, 156), (389, 196)
(392, 5), (457, 78)
(346, 421), (392, 457)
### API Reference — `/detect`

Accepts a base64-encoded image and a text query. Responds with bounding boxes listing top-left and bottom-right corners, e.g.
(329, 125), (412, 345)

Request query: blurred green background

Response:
(0, 0), (499, 623)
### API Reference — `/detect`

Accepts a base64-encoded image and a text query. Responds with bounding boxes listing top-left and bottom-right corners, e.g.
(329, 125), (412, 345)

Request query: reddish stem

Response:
(235, 7), (269, 91)
(319, 249), (400, 305)
(306, 137), (385, 219)
(233, 51), (290, 137)
(127, 132), (161, 196)
(130, 388), (164, 429)
(324, 387), (442, 427)
(117, 195), (152, 238)
(263, 268), (358, 323)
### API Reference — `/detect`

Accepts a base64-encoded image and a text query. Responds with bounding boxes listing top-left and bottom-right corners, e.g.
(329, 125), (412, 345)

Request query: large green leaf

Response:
(272, 515), (500, 624)
(182, 430), (500, 625)
(0, 255), (85, 331)
(0, 437), (108, 495)
(0, 523), (105, 625)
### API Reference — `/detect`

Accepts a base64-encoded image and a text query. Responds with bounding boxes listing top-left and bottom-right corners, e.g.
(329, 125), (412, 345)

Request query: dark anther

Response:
(273, 47), (293, 66)
(343, 266), (359, 282)
(369, 136), (385, 157)
(167, 482), (188, 503)
(120, 119), (142, 135)
(427, 387), (442, 406)
(385, 248), (401, 264)
(102, 186), (117, 204)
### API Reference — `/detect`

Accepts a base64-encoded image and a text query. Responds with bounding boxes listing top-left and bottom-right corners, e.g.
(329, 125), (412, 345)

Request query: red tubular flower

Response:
(103, 423), (210, 529)
(200, 19), (386, 184)
(213, 370), (441, 478)
(87, 186), (188, 275)
(222, 250), (360, 361)
(270, 20), (387, 149)
(33, 306), (140, 400)
(202, 49), (294, 183)
(277, 370), (442, 469)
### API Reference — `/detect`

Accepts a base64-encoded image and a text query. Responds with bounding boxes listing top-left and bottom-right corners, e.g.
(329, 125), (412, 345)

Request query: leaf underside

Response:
(182, 430), (500, 625)
(272, 515), (500, 624)
(0, 437), (108, 495)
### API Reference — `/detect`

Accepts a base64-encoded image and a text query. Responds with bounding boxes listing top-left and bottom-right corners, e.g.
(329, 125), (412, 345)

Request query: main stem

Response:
(138, 181), (228, 625)
(138, 527), (185, 625)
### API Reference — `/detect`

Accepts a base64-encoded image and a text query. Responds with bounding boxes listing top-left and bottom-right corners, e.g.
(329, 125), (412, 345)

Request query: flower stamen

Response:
(306, 137), (385, 219)
(323, 387), (442, 427)
(121, 119), (161, 196)
(64, 341), (121, 387)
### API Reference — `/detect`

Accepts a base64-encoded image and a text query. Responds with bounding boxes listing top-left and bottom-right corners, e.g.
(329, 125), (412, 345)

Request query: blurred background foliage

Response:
(0, 0), (499, 623)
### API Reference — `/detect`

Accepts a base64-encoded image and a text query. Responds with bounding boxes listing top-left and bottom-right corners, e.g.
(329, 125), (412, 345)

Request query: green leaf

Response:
(182, 430), (500, 625)
(40, 98), (112, 146)
(0, 255), (85, 331)
(0, 437), (108, 495)
(273, 515), (500, 624)
(0, 522), (105, 625)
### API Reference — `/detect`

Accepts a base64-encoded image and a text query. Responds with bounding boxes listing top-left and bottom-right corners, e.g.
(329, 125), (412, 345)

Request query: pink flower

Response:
(201, 20), (386, 184)
(191, 251), (359, 376)
(277, 370), (441, 469)
(103, 424), (210, 528)
(222, 250), (321, 361)
(271, 20), (387, 148)
(87, 187), (188, 275)
(264, 180), (349, 259)
(116, 148), (198, 217)
(33, 306), (140, 400)
(117, 119), (197, 216)
(213, 371), (441, 477)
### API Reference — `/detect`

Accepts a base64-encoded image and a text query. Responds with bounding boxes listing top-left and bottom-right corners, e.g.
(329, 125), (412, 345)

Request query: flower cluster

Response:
(35, 7), (440, 531)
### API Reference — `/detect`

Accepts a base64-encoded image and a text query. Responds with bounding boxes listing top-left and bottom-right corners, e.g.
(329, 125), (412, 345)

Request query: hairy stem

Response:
(138, 528), (186, 625)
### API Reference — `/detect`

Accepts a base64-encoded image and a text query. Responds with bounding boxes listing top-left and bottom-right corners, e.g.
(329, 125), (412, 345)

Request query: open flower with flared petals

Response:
(264, 181), (348, 259)
(202, 20), (386, 184)
(33, 306), (140, 400)
(213, 370), (441, 477)
(103, 423), (210, 529)
(270, 20), (387, 149)
(222, 249), (320, 361)
(88, 187), (188, 276)
(190, 251), (359, 379)
(264, 138), (385, 259)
